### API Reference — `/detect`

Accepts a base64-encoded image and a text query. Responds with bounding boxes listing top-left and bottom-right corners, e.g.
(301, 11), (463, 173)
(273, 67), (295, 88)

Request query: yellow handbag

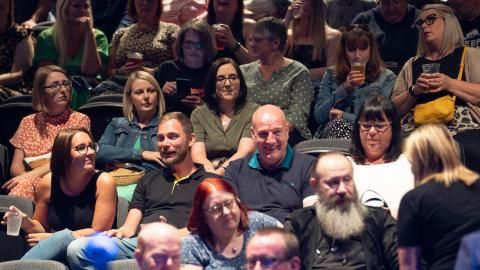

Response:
(413, 47), (467, 125)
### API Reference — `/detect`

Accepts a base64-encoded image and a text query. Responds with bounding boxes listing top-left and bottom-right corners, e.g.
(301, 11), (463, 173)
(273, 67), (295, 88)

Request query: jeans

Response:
(67, 236), (138, 270)
(21, 229), (76, 264)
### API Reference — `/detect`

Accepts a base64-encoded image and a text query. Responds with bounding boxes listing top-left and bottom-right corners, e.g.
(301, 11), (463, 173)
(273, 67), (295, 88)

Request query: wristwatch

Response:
(408, 85), (419, 97)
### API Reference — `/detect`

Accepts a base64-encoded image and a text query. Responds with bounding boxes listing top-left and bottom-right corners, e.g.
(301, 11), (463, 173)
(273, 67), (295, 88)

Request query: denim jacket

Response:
(96, 115), (161, 171)
(313, 67), (396, 126)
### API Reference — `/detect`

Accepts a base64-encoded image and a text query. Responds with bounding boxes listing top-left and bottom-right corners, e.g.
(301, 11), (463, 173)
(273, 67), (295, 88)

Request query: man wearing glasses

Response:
(67, 112), (216, 269)
(285, 152), (398, 269)
(224, 105), (316, 223)
(246, 227), (301, 270)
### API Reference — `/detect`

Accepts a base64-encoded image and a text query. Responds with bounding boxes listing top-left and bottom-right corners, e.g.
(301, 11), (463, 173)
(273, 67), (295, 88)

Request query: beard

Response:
(315, 192), (367, 240)
(160, 145), (189, 167)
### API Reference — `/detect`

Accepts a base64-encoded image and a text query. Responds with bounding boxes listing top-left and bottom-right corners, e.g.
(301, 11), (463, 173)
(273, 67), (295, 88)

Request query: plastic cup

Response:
(127, 52), (143, 65)
(6, 213), (22, 236)
(351, 61), (366, 85)
(421, 63), (440, 74)
(212, 24), (225, 51)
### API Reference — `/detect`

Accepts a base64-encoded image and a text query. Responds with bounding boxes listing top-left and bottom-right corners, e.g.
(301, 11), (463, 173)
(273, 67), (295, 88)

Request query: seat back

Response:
(108, 259), (139, 270)
(294, 138), (352, 157)
(0, 260), (69, 270)
(77, 102), (123, 142)
(0, 145), (9, 195)
(0, 103), (35, 163)
(0, 195), (35, 262)
(1, 95), (33, 105)
(88, 94), (123, 104)
(115, 197), (130, 229)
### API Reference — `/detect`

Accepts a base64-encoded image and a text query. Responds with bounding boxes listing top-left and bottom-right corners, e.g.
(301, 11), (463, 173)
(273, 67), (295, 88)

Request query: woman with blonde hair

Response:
(96, 71), (165, 201)
(284, 0), (341, 80)
(397, 124), (480, 270)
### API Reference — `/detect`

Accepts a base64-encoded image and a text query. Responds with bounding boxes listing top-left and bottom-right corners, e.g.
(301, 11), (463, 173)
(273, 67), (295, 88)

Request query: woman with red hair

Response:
(181, 177), (280, 269)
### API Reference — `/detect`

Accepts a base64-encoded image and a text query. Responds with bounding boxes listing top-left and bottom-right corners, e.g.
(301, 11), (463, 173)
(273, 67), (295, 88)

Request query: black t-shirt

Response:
(154, 60), (211, 116)
(460, 15), (480, 48)
(398, 180), (480, 270)
(130, 165), (216, 228)
(412, 46), (466, 105)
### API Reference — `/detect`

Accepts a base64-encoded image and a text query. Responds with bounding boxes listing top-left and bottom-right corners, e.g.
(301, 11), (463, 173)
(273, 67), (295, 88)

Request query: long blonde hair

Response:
(404, 124), (478, 186)
(289, 0), (327, 61)
(53, 0), (94, 66)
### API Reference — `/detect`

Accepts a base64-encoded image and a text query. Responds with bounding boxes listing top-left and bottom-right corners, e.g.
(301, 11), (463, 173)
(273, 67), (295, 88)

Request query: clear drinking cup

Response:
(351, 61), (366, 85)
(6, 213), (22, 236)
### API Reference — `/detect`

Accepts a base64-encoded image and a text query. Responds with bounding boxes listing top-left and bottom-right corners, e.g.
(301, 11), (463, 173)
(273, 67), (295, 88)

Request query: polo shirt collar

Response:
(248, 145), (294, 170)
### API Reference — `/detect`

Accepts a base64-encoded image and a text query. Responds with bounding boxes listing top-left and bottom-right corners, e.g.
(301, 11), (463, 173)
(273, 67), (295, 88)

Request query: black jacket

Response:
(285, 206), (398, 270)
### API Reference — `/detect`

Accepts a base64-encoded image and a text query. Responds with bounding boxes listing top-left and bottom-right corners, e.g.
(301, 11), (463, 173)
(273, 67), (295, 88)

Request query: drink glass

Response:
(351, 61), (366, 85)
(212, 24), (225, 51)
(6, 213), (22, 236)
(422, 63), (440, 74)
(127, 52), (143, 65)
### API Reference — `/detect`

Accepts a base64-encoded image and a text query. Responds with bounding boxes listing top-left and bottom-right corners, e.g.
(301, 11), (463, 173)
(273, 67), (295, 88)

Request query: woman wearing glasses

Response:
(392, 4), (480, 173)
(191, 58), (258, 176)
(3, 128), (117, 263)
(313, 24), (396, 139)
(96, 71), (165, 201)
(181, 177), (279, 269)
(350, 96), (414, 219)
(4, 65), (90, 201)
(398, 124), (480, 269)
(155, 19), (216, 116)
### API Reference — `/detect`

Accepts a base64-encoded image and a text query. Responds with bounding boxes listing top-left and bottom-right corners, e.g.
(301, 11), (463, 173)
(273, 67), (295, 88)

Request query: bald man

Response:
(285, 152), (398, 269)
(134, 222), (181, 270)
(224, 105), (316, 223)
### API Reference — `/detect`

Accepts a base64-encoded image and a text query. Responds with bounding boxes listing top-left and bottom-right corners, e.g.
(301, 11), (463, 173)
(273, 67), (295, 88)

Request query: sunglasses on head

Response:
(414, 14), (438, 28)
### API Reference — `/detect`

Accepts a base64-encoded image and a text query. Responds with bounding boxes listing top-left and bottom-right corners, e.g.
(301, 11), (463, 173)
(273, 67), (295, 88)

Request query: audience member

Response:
(134, 222), (181, 270)
(91, 0), (128, 41)
(96, 71), (166, 202)
(0, 0), (35, 101)
(448, 0), (480, 48)
(398, 124), (480, 270)
(392, 4), (480, 173)
(313, 24), (395, 139)
(454, 231), (480, 270)
(245, 227), (301, 270)
(244, 0), (290, 21)
(191, 58), (258, 176)
(2, 128), (116, 264)
(353, 0), (419, 74)
(161, 0), (207, 26)
(241, 17), (313, 145)
(66, 112), (216, 269)
(286, 152), (398, 269)
(224, 105), (316, 223)
(284, 0), (341, 80)
(3, 65), (90, 201)
(154, 18), (215, 115)
(351, 96), (414, 218)
(324, 0), (376, 29)
(181, 177), (279, 269)
(14, 0), (53, 29)
(107, 0), (180, 77)
(205, 0), (255, 64)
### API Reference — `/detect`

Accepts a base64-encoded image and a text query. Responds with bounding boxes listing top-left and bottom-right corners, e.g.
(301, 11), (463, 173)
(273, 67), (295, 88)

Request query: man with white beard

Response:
(285, 152), (398, 269)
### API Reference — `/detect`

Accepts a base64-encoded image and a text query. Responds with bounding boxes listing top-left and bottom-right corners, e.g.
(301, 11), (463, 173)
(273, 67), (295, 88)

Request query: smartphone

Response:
(176, 78), (191, 98)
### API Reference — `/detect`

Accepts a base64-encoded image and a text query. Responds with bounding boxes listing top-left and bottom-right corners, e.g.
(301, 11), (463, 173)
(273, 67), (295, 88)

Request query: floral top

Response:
(111, 22), (180, 68)
(0, 24), (29, 74)
(10, 109), (90, 157)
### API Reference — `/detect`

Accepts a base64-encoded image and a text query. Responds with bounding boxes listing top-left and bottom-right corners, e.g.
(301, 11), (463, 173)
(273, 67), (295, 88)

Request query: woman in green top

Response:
(191, 58), (258, 176)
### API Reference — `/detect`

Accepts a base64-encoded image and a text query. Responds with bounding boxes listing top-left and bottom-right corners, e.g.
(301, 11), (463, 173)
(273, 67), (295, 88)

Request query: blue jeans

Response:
(22, 229), (76, 264)
(67, 236), (138, 270)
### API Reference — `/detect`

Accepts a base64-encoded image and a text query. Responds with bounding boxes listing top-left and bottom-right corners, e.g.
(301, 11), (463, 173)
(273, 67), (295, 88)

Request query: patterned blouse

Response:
(0, 24), (29, 74)
(10, 109), (91, 157)
(111, 22), (180, 68)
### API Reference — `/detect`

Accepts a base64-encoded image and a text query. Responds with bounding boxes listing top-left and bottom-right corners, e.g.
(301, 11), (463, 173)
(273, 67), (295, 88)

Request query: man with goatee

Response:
(285, 152), (398, 269)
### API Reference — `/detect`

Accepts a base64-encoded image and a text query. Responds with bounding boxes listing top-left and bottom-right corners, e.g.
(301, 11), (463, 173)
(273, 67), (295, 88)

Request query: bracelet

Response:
(231, 41), (241, 52)
(408, 85), (419, 97)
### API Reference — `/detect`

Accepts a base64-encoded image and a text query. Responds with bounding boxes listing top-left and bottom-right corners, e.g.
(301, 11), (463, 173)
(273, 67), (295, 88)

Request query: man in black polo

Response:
(224, 105), (316, 223)
(67, 112), (216, 269)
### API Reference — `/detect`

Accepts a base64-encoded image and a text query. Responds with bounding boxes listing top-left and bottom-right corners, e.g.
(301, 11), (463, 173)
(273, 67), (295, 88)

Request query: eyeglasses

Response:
(204, 199), (235, 215)
(44, 80), (72, 93)
(358, 121), (392, 132)
(414, 14), (438, 28)
(72, 143), (99, 155)
(246, 256), (288, 269)
(216, 75), (239, 85)
(183, 41), (204, 50)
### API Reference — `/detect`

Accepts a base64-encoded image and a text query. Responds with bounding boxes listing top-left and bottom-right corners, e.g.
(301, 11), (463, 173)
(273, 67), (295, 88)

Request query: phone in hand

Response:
(176, 78), (191, 99)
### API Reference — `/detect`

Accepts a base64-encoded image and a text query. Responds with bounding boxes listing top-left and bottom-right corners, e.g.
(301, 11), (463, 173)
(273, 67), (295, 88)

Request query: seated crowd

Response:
(1, 0), (480, 269)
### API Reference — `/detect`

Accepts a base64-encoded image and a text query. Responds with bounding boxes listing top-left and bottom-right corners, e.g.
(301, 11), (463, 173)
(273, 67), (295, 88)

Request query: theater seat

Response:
(0, 103), (35, 159)
(88, 94), (123, 104)
(1, 95), (32, 105)
(109, 259), (139, 270)
(77, 102), (123, 142)
(294, 138), (352, 157)
(0, 260), (69, 270)
(0, 144), (10, 194)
